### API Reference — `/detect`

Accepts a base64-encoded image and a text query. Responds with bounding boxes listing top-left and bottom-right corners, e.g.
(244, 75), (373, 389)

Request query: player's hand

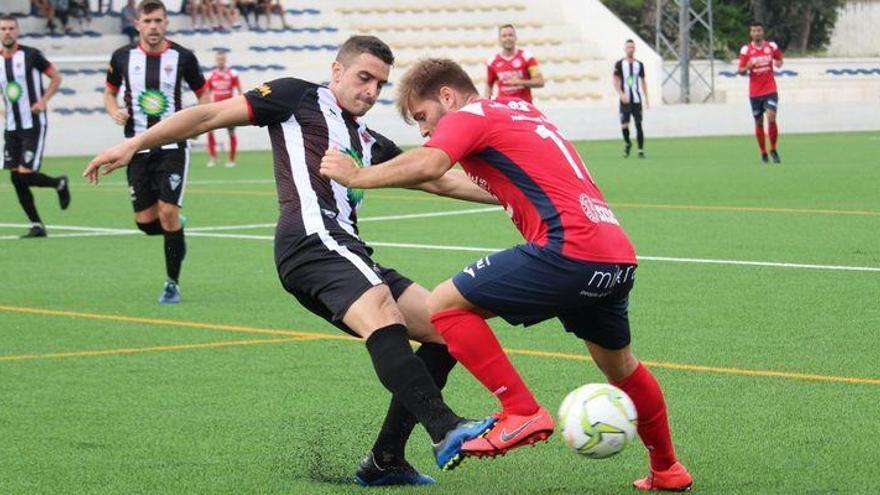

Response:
(112, 108), (130, 126)
(30, 99), (47, 113)
(745, 60), (755, 70)
(505, 77), (526, 88)
(83, 142), (137, 184)
(319, 148), (359, 187)
(620, 94), (630, 104)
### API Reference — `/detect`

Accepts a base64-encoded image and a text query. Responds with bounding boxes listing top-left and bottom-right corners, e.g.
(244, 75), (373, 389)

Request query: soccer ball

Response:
(558, 383), (638, 459)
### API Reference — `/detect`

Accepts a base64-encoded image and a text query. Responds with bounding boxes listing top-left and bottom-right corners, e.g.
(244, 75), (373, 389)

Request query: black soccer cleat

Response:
(624, 142), (632, 158)
(769, 150), (781, 164)
(638, 150), (645, 159)
(21, 225), (47, 238)
(354, 451), (435, 487)
(57, 175), (71, 210)
(761, 153), (769, 164)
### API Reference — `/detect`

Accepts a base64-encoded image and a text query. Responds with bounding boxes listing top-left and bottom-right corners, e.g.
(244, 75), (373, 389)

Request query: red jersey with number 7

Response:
(424, 99), (636, 264)
(738, 41), (782, 97)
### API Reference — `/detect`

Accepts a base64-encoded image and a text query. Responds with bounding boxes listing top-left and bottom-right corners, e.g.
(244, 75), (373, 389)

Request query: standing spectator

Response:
(121, 0), (137, 43)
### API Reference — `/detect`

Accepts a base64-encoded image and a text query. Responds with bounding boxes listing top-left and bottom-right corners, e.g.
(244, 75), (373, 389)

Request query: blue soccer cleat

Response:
(158, 280), (181, 304)
(433, 416), (497, 471)
(354, 451), (435, 487)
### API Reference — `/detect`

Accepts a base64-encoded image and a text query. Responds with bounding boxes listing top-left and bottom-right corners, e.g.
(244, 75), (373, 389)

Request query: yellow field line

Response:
(2, 304), (879, 386)
(0, 337), (315, 362)
(0, 304), (353, 342)
(504, 349), (880, 386)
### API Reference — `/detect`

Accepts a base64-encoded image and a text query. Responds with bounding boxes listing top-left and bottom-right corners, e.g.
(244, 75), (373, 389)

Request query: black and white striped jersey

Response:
(243, 78), (402, 262)
(1, 44), (52, 132)
(613, 58), (646, 104)
(106, 41), (206, 150)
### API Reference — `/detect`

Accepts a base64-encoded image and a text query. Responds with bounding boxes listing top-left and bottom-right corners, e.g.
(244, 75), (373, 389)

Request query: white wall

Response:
(829, 0), (880, 57)
(551, 0), (663, 106)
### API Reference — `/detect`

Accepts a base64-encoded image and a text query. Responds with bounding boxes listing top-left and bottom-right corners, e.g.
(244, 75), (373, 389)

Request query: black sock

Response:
(22, 172), (61, 189)
(622, 127), (631, 146)
(136, 220), (163, 236)
(371, 342), (457, 464)
(366, 325), (461, 444)
(163, 228), (186, 283)
(11, 172), (41, 224)
(635, 121), (644, 150)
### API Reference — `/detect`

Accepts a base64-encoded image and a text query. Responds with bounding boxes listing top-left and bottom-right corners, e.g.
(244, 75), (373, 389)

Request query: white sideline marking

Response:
(183, 207), (501, 232)
(3, 223), (879, 273)
(358, 207), (501, 222)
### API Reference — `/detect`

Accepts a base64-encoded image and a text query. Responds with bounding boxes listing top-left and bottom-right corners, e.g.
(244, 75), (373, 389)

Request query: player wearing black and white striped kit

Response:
(86, 36), (501, 484)
(613, 40), (649, 159)
(0, 15), (70, 238)
(104, 0), (207, 303)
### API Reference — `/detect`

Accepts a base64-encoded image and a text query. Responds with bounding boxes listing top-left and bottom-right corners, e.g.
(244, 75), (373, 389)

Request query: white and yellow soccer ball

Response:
(558, 383), (638, 459)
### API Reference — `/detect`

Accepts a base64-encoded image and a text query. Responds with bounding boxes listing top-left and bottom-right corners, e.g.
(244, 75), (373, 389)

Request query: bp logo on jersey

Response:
(138, 89), (169, 117)
(5, 81), (23, 103)
(626, 75), (635, 88)
(342, 148), (366, 207)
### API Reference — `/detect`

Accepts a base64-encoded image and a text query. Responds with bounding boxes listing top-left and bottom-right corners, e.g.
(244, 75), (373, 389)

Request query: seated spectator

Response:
(31, 0), (57, 32)
(236, 0), (255, 29)
(121, 0), (137, 43)
(50, 0), (71, 33)
(69, 0), (91, 29)
(256, 0), (286, 29)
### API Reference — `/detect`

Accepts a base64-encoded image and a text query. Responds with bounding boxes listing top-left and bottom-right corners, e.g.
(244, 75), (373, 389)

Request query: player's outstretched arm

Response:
(320, 147), (453, 189)
(415, 169), (499, 205)
(84, 96), (251, 183)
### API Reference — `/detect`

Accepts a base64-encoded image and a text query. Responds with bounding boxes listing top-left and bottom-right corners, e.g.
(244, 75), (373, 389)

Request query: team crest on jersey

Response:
(169, 173), (182, 191)
(163, 64), (174, 76)
(764, 47), (771, 54)
(359, 129), (373, 144)
(580, 194), (600, 223)
(138, 89), (169, 117)
(5, 81), (22, 103)
(512, 58), (522, 68)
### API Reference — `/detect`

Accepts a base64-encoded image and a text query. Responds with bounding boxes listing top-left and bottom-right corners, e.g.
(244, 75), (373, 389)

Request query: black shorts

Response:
(3, 127), (47, 171)
(750, 92), (778, 119)
(126, 148), (190, 212)
(453, 243), (637, 350)
(619, 103), (643, 124)
(276, 233), (414, 337)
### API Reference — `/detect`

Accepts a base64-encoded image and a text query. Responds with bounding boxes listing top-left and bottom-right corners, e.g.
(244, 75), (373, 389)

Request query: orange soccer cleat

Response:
(461, 406), (555, 458)
(633, 462), (693, 492)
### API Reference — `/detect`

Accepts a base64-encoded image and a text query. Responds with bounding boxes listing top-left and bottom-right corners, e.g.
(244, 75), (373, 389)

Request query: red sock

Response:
(207, 131), (217, 159)
(229, 133), (237, 161)
(768, 122), (778, 151)
(755, 124), (767, 154)
(430, 309), (539, 415)
(612, 363), (677, 471)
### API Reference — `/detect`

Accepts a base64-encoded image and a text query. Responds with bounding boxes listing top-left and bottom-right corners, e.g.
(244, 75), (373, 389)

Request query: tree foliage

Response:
(601, 0), (843, 59)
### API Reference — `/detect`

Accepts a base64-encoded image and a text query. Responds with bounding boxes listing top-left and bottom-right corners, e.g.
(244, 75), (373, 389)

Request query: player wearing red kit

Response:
(738, 21), (783, 164)
(321, 58), (693, 492)
(205, 50), (241, 167)
(485, 24), (543, 103)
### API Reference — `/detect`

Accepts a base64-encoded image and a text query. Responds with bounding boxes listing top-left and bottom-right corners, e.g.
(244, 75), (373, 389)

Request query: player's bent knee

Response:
(136, 219), (164, 236)
(586, 342), (638, 382)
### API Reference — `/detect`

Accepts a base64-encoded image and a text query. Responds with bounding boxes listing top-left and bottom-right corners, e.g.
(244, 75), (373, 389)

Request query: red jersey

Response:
(486, 49), (538, 103)
(206, 68), (240, 101)
(738, 41), (782, 97)
(425, 99), (637, 264)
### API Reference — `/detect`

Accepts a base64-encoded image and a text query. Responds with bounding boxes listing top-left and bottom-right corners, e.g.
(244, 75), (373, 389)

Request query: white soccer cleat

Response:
(225, 161), (236, 168)
(207, 159), (216, 168)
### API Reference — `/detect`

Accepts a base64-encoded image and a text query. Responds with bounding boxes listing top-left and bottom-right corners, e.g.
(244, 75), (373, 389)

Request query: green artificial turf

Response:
(1, 132), (878, 494)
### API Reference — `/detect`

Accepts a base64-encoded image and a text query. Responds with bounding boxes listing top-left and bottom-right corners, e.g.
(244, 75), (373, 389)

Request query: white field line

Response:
(183, 207), (501, 232)
(3, 223), (879, 273)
